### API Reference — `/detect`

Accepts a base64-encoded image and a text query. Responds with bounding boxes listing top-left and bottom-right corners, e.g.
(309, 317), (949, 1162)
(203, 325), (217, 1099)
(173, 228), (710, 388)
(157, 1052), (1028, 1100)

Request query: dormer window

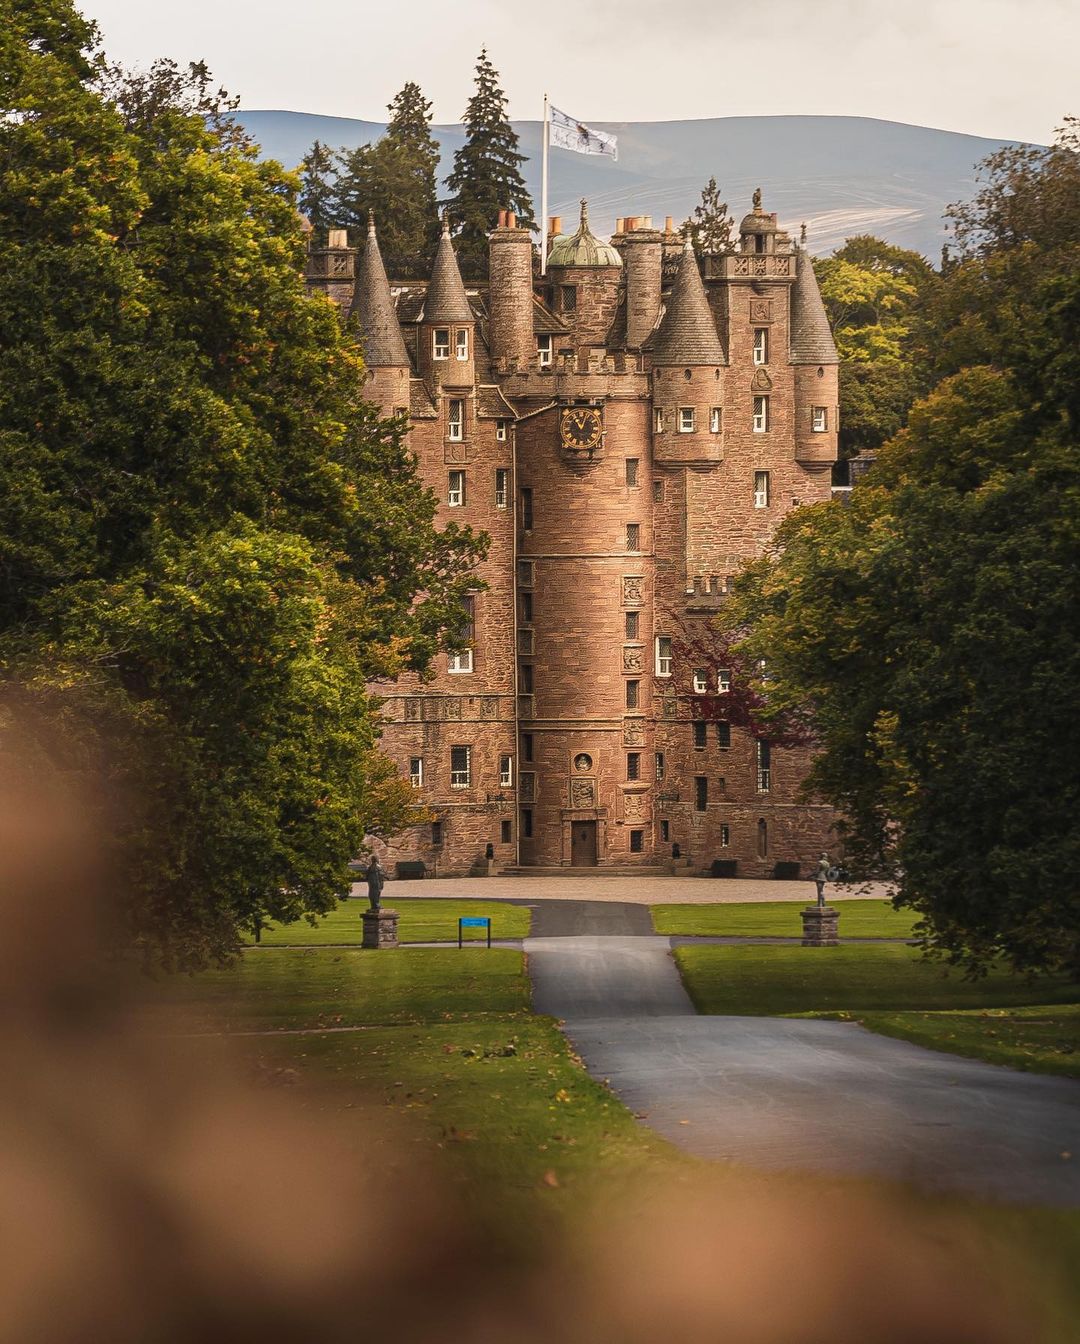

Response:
(455, 329), (469, 361)
(433, 329), (450, 360)
(537, 334), (553, 369)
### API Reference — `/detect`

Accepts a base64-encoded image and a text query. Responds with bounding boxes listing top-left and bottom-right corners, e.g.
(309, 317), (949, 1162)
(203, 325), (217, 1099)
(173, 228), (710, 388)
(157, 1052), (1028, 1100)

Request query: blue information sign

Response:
(458, 916), (492, 948)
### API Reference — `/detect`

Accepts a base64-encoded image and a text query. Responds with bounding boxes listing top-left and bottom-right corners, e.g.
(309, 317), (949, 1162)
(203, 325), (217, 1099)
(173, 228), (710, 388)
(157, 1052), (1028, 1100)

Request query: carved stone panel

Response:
(622, 791), (647, 819)
(622, 645), (644, 672)
(519, 772), (536, 802)
(749, 299), (773, 324)
(662, 697), (678, 720)
(404, 698), (421, 722)
(622, 575), (644, 607)
(480, 696), (499, 719)
(623, 719), (646, 747)
(570, 777), (596, 808)
(443, 443), (471, 464)
(751, 367), (773, 391)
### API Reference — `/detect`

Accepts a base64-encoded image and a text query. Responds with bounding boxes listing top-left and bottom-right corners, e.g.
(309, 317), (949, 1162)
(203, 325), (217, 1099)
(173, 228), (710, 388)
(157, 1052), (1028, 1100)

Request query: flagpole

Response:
(540, 93), (549, 277)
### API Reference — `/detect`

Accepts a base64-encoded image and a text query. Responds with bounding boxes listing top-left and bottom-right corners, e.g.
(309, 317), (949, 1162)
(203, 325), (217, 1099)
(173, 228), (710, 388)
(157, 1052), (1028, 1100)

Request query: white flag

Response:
(549, 106), (618, 161)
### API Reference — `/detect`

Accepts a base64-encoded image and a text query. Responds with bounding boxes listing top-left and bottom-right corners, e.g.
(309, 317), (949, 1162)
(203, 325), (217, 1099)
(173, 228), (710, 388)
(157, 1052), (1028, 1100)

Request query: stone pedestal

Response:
(362, 908), (399, 949)
(801, 905), (840, 946)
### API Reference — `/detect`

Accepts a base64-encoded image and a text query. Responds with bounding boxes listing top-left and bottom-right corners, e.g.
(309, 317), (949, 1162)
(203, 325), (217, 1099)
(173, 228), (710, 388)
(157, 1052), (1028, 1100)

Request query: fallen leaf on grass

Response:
(541, 1169), (559, 1188)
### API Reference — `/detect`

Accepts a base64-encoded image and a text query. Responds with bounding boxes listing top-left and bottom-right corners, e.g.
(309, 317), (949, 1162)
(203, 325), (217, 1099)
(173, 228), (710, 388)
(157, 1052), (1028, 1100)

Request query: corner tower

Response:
(349, 213), (410, 416)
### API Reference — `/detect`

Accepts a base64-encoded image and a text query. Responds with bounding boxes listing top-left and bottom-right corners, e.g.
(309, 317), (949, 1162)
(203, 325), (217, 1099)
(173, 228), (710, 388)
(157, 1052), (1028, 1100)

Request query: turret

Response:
(420, 218), (475, 389)
(789, 245), (840, 467)
(739, 187), (780, 255)
(488, 210), (535, 372)
(546, 200), (622, 351)
(349, 213), (410, 416)
(647, 238), (726, 465)
(619, 218), (664, 350)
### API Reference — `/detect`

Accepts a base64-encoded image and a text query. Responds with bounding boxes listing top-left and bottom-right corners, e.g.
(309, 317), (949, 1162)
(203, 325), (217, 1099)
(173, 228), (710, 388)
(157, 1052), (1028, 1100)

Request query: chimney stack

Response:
(488, 210), (534, 369)
(327, 228), (349, 249)
(620, 216), (663, 349)
(549, 216), (562, 237)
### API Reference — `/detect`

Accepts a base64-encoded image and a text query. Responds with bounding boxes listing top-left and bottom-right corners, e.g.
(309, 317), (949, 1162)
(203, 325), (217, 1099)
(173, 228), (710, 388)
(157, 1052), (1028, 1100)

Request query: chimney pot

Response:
(507, 211), (516, 229)
(550, 215), (562, 236)
(615, 217), (624, 233)
(665, 215), (674, 233)
(497, 209), (507, 227)
(643, 215), (653, 229)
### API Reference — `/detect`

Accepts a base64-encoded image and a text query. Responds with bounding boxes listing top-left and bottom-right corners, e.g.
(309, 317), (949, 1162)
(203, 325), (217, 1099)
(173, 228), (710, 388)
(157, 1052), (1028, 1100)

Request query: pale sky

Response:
(87, 0), (1075, 145)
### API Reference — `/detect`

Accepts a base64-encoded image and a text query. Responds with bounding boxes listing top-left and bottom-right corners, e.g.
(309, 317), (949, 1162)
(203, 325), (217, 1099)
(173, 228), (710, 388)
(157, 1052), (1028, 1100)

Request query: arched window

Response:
(757, 819), (768, 859)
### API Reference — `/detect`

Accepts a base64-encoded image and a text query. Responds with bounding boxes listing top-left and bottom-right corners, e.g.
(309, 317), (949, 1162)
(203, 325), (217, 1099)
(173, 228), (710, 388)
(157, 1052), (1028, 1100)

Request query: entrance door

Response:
(571, 821), (598, 867)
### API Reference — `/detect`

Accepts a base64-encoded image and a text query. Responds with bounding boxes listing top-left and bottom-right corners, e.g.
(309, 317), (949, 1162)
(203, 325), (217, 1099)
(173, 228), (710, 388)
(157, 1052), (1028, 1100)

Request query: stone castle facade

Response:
(306, 196), (841, 876)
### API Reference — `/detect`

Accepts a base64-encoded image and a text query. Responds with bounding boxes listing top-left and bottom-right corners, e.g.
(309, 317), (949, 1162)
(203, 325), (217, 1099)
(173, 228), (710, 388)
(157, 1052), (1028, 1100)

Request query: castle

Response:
(305, 194), (840, 876)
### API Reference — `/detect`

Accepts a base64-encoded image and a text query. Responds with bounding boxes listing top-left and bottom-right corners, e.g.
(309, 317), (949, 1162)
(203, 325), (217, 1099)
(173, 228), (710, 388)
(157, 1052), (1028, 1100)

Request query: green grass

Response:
(652, 898), (916, 939)
(245, 897), (530, 946)
(674, 943), (1080, 1016)
(153, 947), (529, 1031)
(848, 1004), (1080, 1078)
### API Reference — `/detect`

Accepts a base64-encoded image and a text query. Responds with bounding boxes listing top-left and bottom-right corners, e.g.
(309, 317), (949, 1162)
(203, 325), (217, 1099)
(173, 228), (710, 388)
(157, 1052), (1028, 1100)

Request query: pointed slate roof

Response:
(790, 248), (839, 365)
(646, 238), (725, 365)
(423, 219), (473, 325)
(349, 214), (409, 368)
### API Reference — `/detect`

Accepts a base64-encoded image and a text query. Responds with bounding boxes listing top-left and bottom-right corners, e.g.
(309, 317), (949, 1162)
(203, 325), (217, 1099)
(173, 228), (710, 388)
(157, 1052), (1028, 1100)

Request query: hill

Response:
(234, 110), (1030, 258)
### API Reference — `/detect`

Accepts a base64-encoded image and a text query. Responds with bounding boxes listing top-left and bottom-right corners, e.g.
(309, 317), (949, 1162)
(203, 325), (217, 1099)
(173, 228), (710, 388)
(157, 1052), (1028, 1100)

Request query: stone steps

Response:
(497, 865), (672, 878)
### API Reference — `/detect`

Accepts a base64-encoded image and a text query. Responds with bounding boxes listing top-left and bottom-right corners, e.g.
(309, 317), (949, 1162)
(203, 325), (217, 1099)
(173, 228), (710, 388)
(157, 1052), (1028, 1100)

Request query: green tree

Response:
(815, 236), (936, 459)
(0, 0), (484, 969)
(722, 123), (1080, 980)
(299, 138), (336, 243)
(682, 176), (734, 255)
(444, 48), (535, 276)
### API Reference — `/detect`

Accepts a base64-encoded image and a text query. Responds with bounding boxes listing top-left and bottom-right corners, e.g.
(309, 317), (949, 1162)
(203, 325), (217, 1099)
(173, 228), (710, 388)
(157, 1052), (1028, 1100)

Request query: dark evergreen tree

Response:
(682, 176), (734, 255)
(299, 139), (335, 243)
(444, 48), (535, 276)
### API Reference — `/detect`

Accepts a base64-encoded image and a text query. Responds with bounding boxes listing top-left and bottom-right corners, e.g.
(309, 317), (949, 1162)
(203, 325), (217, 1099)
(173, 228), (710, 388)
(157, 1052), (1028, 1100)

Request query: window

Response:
(561, 284), (577, 312)
(753, 328), (768, 365)
(521, 488), (533, 530)
(519, 663), (534, 693)
(448, 469), (466, 506)
(656, 636), (672, 677)
(717, 668), (731, 693)
(812, 406), (828, 432)
(626, 522), (641, 552)
(710, 407), (721, 433)
(626, 458), (639, 487)
(495, 467), (509, 508)
(695, 776), (708, 811)
(655, 751), (665, 781)
(499, 754), (513, 787)
(522, 808), (533, 838)
(518, 628), (534, 655)
(716, 720), (731, 749)
(522, 732), (534, 761)
(501, 819), (512, 844)
(433, 328), (450, 360)
(517, 559), (534, 587)
(625, 610), (639, 640)
(448, 595), (474, 673)
(654, 408), (664, 433)
(520, 591), (533, 624)
(754, 470), (770, 509)
(752, 395), (769, 433)
(450, 745), (471, 789)
(653, 479), (664, 502)
(693, 720), (706, 749)
(448, 648), (473, 673)
(448, 399), (464, 441)
(537, 333), (553, 368)
(720, 824), (730, 848)
(455, 328), (469, 361)
(757, 818), (768, 858)
(496, 420), (509, 442)
(431, 820), (443, 846)
(678, 407), (695, 433)
(660, 820), (670, 842)
(756, 739), (771, 794)
(629, 829), (644, 853)
(627, 752), (641, 781)
(692, 668), (708, 694)
(625, 679), (640, 709)
(409, 757), (424, 788)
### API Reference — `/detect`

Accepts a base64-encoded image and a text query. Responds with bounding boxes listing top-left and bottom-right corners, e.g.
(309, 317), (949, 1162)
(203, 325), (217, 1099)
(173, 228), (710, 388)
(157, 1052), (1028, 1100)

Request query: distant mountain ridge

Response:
(234, 110), (1030, 259)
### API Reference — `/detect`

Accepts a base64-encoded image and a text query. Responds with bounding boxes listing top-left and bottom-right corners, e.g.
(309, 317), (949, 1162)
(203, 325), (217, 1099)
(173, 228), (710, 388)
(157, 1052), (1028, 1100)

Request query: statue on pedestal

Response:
(365, 855), (385, 912)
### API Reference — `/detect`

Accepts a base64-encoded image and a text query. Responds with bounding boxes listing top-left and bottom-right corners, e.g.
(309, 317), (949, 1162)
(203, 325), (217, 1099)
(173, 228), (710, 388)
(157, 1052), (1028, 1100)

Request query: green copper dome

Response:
(547, 199), (622, 269)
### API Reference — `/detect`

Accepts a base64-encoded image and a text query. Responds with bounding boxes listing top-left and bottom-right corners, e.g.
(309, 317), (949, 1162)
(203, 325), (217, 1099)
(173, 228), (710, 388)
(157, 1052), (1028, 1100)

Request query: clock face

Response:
(560, 406), (603, 451)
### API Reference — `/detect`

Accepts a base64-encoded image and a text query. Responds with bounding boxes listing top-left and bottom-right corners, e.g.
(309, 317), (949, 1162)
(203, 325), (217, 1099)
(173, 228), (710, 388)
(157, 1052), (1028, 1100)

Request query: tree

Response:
(444, 48), (535, 276)
(721, 123), (1080, 980)
(682, 176), (734, 255)
(815, 236), (936, 460)
(299, 138), (336, 243)
(327, 82), (441, 275)
(0, 0), (485, 969)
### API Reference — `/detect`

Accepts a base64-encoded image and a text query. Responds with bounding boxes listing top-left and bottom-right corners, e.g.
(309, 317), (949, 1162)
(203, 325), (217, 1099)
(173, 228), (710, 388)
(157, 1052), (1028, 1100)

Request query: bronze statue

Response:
(365, 855), (385, 912)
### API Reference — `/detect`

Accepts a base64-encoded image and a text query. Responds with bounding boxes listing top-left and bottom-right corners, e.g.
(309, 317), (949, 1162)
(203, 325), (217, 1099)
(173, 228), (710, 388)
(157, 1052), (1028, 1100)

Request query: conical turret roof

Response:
(790, 248), (839, 364)
(646, 238), (725, 365)
(423, 219), (473, 324)
(349, 214), (409, 368)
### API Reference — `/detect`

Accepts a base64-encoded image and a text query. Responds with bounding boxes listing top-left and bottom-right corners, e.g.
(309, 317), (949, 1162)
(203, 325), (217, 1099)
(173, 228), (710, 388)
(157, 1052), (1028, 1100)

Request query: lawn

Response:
(849, 1004), (1080, 1079)
(154, 947), (530, 1031)
(674, 943), (1080, 1016)
(652, 898), (916, 939)
(245, 897), (530, 946)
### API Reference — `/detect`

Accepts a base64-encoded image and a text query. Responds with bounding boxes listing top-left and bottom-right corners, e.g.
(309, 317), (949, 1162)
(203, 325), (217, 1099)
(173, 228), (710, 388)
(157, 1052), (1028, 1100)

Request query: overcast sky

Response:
(88, 0), (1075, 144)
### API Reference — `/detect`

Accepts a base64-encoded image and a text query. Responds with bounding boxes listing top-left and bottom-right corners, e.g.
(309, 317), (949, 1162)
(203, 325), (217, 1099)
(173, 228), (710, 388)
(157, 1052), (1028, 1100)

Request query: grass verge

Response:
(652, 898), (916, 939)
(245, 898), (530, 946)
